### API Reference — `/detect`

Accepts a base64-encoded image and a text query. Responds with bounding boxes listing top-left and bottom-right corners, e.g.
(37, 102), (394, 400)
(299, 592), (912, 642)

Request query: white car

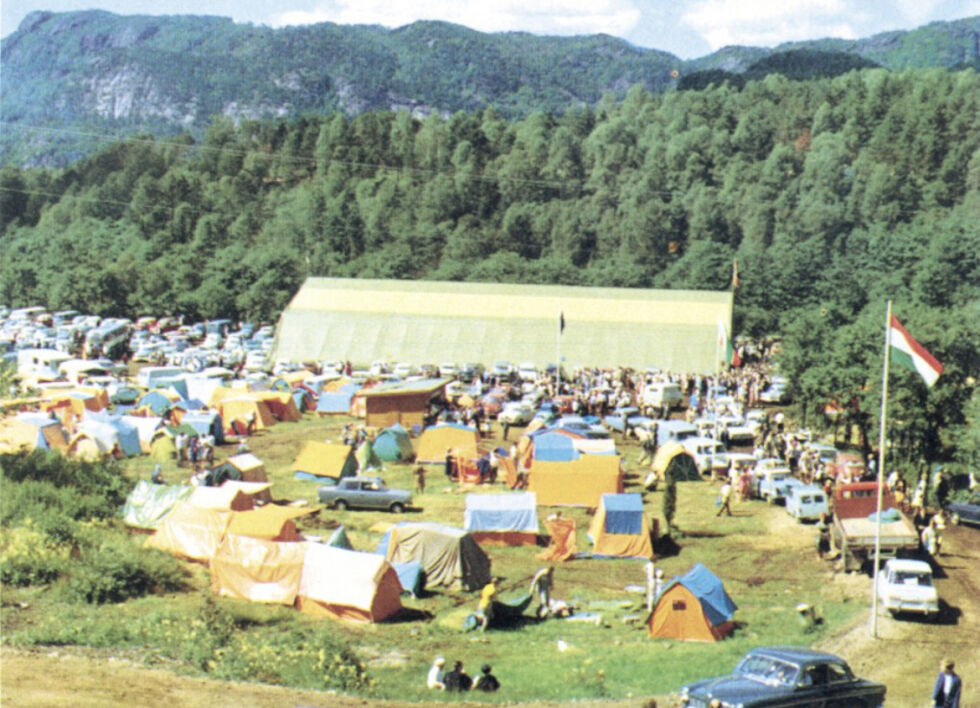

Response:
(517, 362), (538, 382)
(438, 362), (457, 378)
(499, 402), (535, 425)
(681, 436), (729, 477)
(876, 558), (939, 618)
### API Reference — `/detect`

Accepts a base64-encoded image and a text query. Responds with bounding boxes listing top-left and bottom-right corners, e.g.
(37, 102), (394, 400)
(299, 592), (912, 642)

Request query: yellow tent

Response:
(647, 563), (737, 642)
(255, 392), (302, 422)
(0, 417), (67, 453)
(529, 454), (623, 507)
(187, 486), (255, 511)
(66, 431), (103, 461)
(218, 398), (276, 430)
(291, 441), (358, 480)
(226, 505), (316, 542)
(652, 441), (700, 481)
(145, 503), (233, 562)
(214, 453), (272, 502)
(415, 423), (481, 464)
(588, 493), (654, 559)
(210, 534), (305, 605)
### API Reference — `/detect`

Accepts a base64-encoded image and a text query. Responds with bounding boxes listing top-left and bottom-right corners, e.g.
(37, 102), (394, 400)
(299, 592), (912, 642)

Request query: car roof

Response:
(748, 646), (846, 665)
(885, 558), (932, 573)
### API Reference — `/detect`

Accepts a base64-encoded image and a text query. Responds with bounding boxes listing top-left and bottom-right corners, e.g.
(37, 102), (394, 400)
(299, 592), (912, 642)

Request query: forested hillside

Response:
(1, 68), (978, 461)
(1, 10), (978, 166)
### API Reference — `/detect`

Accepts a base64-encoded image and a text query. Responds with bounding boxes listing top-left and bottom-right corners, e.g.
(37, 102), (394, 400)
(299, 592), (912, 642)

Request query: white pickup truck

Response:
(875, 558), (939, 618)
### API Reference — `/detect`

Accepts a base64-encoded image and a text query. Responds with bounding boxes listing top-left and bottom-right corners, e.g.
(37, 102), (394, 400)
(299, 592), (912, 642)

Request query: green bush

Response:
(0, 522), (68, 586)
(0, 450), (128, 508)
(66, 534), (183, 604)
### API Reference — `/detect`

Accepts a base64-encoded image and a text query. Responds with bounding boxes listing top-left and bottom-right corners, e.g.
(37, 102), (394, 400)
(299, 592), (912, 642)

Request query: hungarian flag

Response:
(889, 315), (942, 387)
(717, 319), (741, 367)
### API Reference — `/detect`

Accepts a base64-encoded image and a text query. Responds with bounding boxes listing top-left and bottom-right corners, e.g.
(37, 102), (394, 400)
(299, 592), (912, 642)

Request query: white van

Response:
(642, 382), (684, 411)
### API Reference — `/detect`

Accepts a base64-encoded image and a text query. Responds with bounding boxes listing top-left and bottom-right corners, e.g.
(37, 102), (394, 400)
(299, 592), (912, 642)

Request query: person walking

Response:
(932, 658), (961, 708)
(716, 481), (733, 516)
(413, 464), (426, 494)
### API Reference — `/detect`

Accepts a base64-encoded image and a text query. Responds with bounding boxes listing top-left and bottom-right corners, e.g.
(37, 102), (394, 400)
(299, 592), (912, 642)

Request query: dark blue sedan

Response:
(678, 646), (885, 708)
(947, 491), (980, 527)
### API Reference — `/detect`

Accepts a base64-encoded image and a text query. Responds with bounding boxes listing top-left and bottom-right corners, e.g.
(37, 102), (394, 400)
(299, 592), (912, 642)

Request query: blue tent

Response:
(181, 411), (226, 444)
(327, 524), (353, 549)
(137, 390), (177, 416)
(464, 492), (539, 543)
(532, 431), (579, 461)
(648, 563), (738, 641)
(316, 384), (361, 414)
(600, 493), (645, 534)
(373, 424), (414, 462)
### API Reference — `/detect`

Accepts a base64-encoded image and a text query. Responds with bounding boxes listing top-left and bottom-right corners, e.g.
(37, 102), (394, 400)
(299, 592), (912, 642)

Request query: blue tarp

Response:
(601, 493), (644, 534)
(464, 492), (539, 534)
(532, 432), (579, 461)
(673, 563), (737, 627)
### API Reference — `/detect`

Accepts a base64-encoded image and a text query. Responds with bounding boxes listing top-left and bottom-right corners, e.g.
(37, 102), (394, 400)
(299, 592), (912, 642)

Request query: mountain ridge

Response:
(2, 11), (978, 166)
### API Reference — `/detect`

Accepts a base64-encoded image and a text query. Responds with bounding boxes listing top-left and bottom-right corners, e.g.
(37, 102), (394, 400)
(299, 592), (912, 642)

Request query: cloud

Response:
(681, 0), (861, 50)
(269, 0), (642, 39)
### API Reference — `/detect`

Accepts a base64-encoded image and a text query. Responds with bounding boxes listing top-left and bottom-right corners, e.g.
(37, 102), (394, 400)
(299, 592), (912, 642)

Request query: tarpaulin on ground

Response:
(122, 480), (194, 530)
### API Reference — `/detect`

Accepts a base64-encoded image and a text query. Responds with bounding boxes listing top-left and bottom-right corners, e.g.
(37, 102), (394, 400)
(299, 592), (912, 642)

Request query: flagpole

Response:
(556, 304), (562, 397)
(871, 300), (892, 638)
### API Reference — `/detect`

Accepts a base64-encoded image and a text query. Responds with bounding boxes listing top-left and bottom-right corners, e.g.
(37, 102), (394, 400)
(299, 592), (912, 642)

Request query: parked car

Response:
(678, 646), (886, 708)
(499, 402), (535, 425)
(946, 490), (980, 527)
(784, 483), (829, 522)
(438, 362), (458, 378)
(754, 467), (801, 504)
(681, 436), (729, 478)
(875, 558), (939, 619)
(317, 477), (411, 513)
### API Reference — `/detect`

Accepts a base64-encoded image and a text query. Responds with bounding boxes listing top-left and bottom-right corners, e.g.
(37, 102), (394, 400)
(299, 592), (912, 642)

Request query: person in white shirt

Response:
(427, 656), (446, 690)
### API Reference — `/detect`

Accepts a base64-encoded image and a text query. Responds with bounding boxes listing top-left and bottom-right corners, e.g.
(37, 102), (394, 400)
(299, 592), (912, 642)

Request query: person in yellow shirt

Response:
(475, 578), (498, 631)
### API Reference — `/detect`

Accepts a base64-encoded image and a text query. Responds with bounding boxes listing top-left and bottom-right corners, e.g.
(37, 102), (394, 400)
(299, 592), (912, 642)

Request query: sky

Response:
(2, 0), (978, 58)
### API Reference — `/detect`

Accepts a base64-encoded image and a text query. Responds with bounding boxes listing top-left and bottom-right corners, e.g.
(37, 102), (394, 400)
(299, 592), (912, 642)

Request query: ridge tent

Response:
(210, 534), (305, 605)
(528, 454), (624, 507)
(187, 485), (255, 511)
(464, 492), (539, 546)
(372, 424), (414, 462)
(377, 522), (491, 591)
(180, 411), (225, 444)
(66, 430), (103, 461)
(79, 414), (141, 457)
(297, 544), (403, 622)
(218, 480), (273, 501)
(0, 415), (67, 453)
(210, 453), (271, 501)
(145, 503), (233, 562)
(326, 524), (353, 549)
(652, 441), (701, 482)
(120, 414), (164, 452)
(647, 563), (737, 642)
(355, 440), (382, 471)
(588, 493), (655, 559)
(315, 384), (360, 415)
(531, 431), (579, 462)
(136, 389), (181, 416)
(226, 504), (315, 542)
(292, 441), (357, 482)
(218, 397), (275, 431)
(122, 480), (194, 530)
(415, 423), (481, 464)
(255, 392), (302, 422)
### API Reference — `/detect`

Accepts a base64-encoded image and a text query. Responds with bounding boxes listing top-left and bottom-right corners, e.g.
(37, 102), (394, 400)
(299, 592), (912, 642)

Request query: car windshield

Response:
(892, 571), (932, 586)
(735, 655), (800, 686)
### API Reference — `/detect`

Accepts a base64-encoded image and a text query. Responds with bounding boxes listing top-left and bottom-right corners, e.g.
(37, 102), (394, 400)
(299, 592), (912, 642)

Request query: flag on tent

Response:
(559, 311), (565, 334)
(889, 315), (942, 387)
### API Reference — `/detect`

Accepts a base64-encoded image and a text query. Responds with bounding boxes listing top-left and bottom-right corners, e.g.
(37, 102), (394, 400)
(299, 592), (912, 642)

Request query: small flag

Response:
(559, 312), (566, 334)
(732, 259), (739, 290)
(889, 315), (942, 386)
(717, 318), (739, 367)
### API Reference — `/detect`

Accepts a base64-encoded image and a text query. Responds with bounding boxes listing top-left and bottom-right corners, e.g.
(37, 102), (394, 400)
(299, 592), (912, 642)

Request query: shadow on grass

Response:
(389, 607), (434, 623)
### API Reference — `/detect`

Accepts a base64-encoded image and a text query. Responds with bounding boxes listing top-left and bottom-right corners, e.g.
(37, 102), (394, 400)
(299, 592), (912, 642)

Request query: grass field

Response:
(2, 412), (870, 703)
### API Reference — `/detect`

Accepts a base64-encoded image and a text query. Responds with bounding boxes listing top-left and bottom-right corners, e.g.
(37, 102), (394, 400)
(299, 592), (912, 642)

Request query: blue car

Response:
(678, 646), (886, 708)
(785, 484), (829, 522)
(947, 491), (980, 527)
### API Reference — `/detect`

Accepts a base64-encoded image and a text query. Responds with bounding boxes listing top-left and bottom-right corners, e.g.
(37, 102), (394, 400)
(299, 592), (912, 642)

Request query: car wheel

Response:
(334, 499), (348, 511)
(390, 502), (405, 514)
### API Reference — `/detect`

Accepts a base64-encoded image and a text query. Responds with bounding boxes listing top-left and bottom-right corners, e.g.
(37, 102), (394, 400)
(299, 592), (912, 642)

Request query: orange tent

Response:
(210, 534), (305, 605)
(537, 517), (577, 562)
(528, 454), (623, 507)
(647, 563), (737, 642)
(588, 493), (654, 559)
